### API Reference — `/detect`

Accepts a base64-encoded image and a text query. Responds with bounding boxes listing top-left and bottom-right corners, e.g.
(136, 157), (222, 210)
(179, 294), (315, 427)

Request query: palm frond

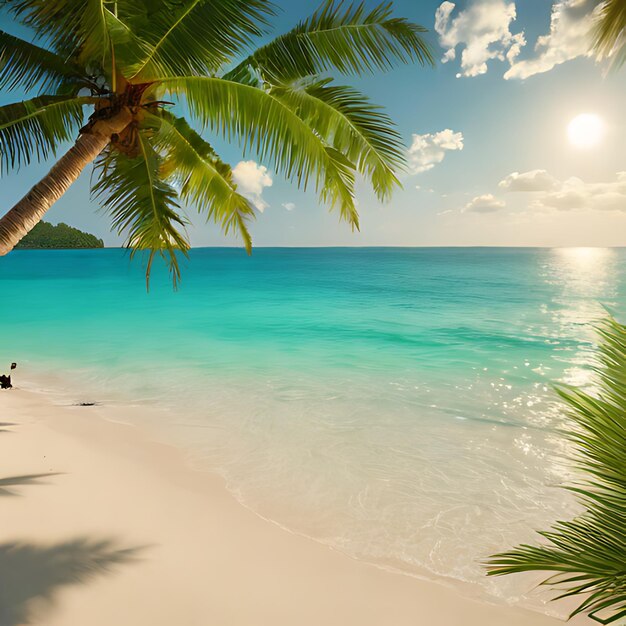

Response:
(0, 30), (87, 94)
(125, 0), (274, 82)
(0, 95), (92, 173)
(145, 110), (254, 252)
(321, 144), (358, 228)
(593, 0), (626, 68)
(91, 133), (190, 288)
(224, 0), (433, 85)
(3, 0), (114, 67)
(486, 316), (626, 624)
(269, 78), (403, 201)
(102, 7), (156, 81)
(156, 76), (359, 229)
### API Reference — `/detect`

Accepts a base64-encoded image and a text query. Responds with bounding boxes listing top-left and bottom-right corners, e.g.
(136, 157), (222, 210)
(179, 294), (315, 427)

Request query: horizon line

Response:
(99, 244), (626, 250)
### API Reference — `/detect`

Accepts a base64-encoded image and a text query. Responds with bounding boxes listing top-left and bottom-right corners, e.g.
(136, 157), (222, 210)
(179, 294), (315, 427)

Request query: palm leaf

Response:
(125, 0), (274, 82)
(2, 0), (114, 67)
(0, 30), (87, 94)
(269, 78), (403, 201)
(593, 0), (626, 68)
(91, 133), (190, 288)
(145, 110), (254, 252)
(0, 95), (92, 173)
(102, 7), (157, 83)
(155, 76), (359, 228)
(224, 0), (433, 85)
(486, 317), (626, 624)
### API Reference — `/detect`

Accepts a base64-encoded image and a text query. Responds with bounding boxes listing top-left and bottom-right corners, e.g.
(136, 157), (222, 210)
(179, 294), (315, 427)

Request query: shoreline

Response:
(0, 386), (589, 625)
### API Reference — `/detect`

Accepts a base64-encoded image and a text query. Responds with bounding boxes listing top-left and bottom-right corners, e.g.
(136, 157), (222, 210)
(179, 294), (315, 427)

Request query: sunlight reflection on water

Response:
(544, 248), (616, 387)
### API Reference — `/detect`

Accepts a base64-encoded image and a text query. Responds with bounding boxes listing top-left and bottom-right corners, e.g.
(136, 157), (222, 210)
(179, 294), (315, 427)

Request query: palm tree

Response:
(0, 0), (432, 286)
(593, 0), (625, 67)
(486, 317), (626, 624)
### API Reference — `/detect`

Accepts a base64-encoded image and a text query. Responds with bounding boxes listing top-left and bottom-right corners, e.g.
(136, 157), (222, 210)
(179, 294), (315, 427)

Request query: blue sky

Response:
(1, 0), (625, 247)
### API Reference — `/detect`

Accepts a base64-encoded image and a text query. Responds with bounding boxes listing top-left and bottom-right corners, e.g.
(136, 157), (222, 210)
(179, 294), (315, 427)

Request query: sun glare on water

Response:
(567, 113), (605, 149)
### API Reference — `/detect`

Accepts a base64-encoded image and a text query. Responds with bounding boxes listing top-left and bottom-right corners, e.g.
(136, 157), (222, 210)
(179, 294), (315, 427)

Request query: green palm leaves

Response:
(0, 31), (86, 93)
(92, 135), (190, 288)
(0, 0), (433, 284)
(225, 1), (432, 84)
(124, 0), (273, 81)
(486, 317), (626, 624)
(158, 76), (361, 229)
(3, 0), (114, 66)
(0, 96), (93, 171)
(148, 111), (254, 253)
(593, 0), (625, 68)
(270, 79), (404, 202)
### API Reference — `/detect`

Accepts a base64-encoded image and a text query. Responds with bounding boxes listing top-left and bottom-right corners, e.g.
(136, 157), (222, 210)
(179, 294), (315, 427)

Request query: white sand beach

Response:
(0, 388), (589, 626)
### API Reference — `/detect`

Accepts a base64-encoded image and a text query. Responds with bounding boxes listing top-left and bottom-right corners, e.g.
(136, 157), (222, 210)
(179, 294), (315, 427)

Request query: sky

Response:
(1, 0), (625, 248)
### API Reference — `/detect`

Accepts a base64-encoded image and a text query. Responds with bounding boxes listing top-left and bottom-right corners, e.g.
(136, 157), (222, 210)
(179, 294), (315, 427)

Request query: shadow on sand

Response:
(0, 471), (143, 623)
(0, 474), (60, 497)
(0, 538), (142, 625)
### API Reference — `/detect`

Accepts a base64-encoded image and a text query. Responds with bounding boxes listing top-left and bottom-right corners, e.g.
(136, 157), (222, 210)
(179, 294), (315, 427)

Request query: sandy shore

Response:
(0, 388), (588, 626)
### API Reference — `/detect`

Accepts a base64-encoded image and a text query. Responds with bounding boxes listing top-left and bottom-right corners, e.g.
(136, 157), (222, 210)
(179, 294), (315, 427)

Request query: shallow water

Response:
(1, 247), (622, 613)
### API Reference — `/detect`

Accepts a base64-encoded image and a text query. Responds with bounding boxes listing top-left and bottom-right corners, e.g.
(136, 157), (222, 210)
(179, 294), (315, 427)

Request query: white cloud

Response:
(505, 0), (600, 80)
(232, 160), (273, 212)
(532, 172), (626, 211)
(282, 202), (296, 211)
(408, 129), (464, 174)
(499, 169), (560, 192)
(464, 171), (626, 216)
(435, 0), (525, 78)
(464, 193), (506, 212)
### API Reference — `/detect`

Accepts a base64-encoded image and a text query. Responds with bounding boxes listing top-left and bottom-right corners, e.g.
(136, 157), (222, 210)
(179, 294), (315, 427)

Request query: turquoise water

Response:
(1, 247), (623, 609)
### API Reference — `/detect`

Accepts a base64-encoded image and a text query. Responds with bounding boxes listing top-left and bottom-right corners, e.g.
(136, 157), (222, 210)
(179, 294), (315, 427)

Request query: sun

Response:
(567, 113), (605, 149)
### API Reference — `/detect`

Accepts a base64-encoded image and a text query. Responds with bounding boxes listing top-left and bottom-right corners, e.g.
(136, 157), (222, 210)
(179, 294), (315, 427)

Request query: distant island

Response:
(15, 221), (104, 249)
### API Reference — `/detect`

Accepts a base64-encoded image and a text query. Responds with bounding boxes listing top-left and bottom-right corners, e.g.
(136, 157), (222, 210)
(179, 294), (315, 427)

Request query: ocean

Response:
(1, 247), (622, 612)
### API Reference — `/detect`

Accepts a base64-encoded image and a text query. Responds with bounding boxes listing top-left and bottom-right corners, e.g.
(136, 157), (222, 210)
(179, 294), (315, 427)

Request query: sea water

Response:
(1, 247), (622, 613)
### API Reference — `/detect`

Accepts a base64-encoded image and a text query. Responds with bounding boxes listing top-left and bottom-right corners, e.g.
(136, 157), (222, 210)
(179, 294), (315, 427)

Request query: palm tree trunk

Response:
(0, 109), (132, 255)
